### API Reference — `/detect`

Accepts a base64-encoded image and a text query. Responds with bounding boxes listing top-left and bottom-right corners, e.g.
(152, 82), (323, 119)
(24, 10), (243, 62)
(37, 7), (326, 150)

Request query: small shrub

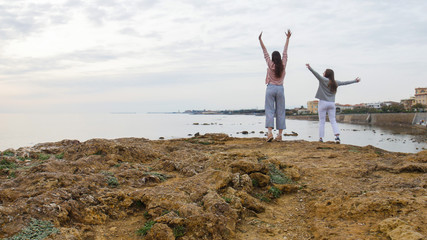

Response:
(222, 196), (232, 203)
(101, 171), (119, 187)
(2, 151), (14, 157)
(173, 225), (186, 238)
(101, 171), (114, 176)
(5, 218), (59, 240)
(255, 193), (271, 202)
(8, 171), (16, 179)
(269, 186), (282, 198)
(107, 176), (119, 188)
(136, 220), (155, 236)
(17, 156), (30, 161)
(55, 153), (64, 159)
(268, 164), (292, 184)
(143, 211), (151, 219)
(0, 159), (17, 170)
(38, 154), (50, 161)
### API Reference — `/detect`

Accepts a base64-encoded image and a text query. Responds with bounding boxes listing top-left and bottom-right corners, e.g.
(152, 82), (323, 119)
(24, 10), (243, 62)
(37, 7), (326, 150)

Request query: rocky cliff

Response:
(0, 134), (425, 240)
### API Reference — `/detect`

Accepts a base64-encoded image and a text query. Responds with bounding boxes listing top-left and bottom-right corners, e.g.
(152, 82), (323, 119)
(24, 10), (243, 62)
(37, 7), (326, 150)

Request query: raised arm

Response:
(259, 32), (265, 49)
(259, 31), (271, 65)
(282, 29), (291, 68)
(305, 63), (324, 81)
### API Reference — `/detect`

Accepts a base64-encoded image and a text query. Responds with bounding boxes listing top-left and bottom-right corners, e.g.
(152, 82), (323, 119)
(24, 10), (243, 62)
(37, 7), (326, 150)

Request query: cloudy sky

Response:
(0, 0), (426, 113)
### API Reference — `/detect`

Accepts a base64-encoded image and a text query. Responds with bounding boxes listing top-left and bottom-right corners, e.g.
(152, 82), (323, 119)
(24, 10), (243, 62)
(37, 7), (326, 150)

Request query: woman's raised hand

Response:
(286, 29), (292, 38)
(355, 77), (361, 82)
(305, 63), (311, 68)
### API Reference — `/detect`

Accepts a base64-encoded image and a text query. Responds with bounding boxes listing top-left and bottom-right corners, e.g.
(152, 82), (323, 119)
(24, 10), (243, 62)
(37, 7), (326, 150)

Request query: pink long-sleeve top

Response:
(260, 39), (289, 85)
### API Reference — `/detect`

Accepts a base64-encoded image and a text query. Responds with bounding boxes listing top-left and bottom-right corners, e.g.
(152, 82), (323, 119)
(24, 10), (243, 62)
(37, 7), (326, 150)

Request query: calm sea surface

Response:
(0, 113), (426, 153)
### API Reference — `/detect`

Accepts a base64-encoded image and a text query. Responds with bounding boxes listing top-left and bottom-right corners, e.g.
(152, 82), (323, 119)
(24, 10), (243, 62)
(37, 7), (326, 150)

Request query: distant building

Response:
(415, 87), (427, 106)
(400, 87), (427, 110)
(400, 97), (415, 110)
(297, 108), (310, 115)
(381, 101), (399, 107)
(366, 102), (381, 109)
(353, 103), (366, 108)
(336, 103), (354, 113)
(307, 100), (318, 114)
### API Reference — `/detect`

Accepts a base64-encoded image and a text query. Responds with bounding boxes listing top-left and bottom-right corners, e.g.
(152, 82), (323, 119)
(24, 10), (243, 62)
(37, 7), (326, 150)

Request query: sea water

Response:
(0, 113), (425, 153)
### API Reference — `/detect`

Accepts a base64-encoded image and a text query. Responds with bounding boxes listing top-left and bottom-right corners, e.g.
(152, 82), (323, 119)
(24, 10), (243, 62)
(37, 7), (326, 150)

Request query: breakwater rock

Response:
(1, 135), (426, 239)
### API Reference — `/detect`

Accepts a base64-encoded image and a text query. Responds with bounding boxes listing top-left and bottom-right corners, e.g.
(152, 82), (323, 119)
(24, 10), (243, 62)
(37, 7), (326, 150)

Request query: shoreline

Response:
(287, 112), (427, 128)
(0, 113), (425, 153)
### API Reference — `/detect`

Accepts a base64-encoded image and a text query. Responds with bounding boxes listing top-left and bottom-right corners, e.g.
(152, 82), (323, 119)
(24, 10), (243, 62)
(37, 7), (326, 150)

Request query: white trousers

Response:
(318, 100), (340, 139)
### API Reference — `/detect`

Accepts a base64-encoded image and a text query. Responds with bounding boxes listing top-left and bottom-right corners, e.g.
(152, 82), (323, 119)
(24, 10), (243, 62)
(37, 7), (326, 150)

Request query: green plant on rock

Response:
(143, 211), (151, 219)
(317, 147), (332, 150)
(255, 193), (271, 202)
(222, 196), (232, 203)
(17, 156), (31, 161)
(0, 159), (17, 170)
(269, 186), (282, 198)
(5, 218), (59, 240)
(136, 220), (155, 236)
(8, 170), (16, 179)
(2, 151), (15, 157)
(173, 225), (186, 238)
(55, 153), (64, 159)
(93, 150), (105, 156)
(257, 155), (268, 162)
(268, 164), (292, 184)
(101, 171), (113, 176)
(107, 176), (119, 188)
(38, 153), (50, 161)
(101, 171), (119, 187)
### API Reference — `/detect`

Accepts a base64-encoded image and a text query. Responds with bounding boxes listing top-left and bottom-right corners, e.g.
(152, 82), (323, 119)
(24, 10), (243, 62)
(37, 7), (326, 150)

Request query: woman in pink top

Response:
(259, 29), (291, 142)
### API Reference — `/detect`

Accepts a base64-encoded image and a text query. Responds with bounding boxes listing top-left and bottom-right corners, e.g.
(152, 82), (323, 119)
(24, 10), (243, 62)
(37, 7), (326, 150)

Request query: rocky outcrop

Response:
(0, 134), (425, 239)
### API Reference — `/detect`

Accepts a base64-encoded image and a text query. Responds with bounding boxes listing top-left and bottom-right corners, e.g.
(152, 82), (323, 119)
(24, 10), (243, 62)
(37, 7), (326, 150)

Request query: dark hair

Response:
(272, 51), (283, 78)
(325, 69), (337, 93)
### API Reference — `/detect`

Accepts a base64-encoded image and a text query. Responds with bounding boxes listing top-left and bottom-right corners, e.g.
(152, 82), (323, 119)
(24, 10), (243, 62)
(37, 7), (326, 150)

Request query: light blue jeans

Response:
(265, 84), (286, 129)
